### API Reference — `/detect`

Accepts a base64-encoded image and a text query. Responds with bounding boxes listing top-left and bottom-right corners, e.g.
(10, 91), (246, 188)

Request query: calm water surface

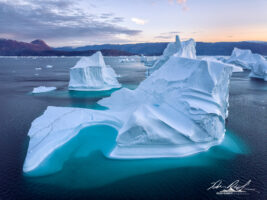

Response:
(0, 57), (266, 199)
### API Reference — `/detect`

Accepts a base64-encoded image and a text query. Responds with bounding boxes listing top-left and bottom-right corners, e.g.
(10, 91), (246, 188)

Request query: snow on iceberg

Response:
(148, 35), (196, 75)
(23, 55), (232, 175)
(32, 86), (56, 94)
(226, 48), (266, 70)
(249, 59), (267, 81)
(68, 51), (121, 91)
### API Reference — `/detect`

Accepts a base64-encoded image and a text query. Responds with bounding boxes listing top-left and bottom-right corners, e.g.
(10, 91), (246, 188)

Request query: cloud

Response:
(131, 18), (148, 25)
(0, 0), (141, 45)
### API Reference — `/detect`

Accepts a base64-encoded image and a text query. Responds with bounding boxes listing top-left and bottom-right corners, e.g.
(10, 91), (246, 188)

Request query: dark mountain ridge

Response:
(1, 38), (267, 56)
(0, 39), (133, 56)
(56, 41), (267, 56)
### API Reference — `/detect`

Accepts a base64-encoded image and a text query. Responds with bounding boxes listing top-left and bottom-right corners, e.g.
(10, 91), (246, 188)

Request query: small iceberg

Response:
(226, 48), (266, 70)
(148, 35), (196, 75)
(68, 51), (121, 91)
(35, 67), (42, 71)
(32, 86), (57, 94)
(46, 65), (53, 68)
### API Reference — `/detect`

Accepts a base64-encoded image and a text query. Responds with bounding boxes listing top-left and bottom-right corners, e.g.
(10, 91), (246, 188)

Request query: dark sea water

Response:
(0, 57), (266, 200)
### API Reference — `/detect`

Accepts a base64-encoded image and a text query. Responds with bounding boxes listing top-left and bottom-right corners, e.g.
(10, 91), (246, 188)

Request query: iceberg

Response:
(249, 59), (267, 81)
(32, 86), (57, 94)
(101, 57), (232, 158)
(68, 52), (121, 91)
(148, 35), (196, 75)
(201, 56), (243, 72)
(23, 55), (232, 175)
(226, 48), (266, 70)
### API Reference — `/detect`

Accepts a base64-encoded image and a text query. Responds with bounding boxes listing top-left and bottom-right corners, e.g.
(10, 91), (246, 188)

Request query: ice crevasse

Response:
(68, 51), (121, 91)
(23, 37), (233, 176)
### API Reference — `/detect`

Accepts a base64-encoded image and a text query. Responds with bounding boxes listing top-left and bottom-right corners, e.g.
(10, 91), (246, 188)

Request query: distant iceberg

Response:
(201, 56), (243, 72)
(249, 59), (267, 81)
(24, 55), (232, 175)
(68, 51), (121, 91)
(119, 57), (136, 63)
(148, 35), (196, 75)
(46, 65), (53, 68)
(226, 48), (266, 70)
(32, 86), (56, 94)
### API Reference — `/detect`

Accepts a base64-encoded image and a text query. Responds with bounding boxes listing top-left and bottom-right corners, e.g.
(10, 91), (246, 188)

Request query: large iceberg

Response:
(226, 48), (266, 70)
(102, 57), (232, 158)
(68, 52), (121, 91)
(148, 35), (196, 75)
(23, 55), (232, 175)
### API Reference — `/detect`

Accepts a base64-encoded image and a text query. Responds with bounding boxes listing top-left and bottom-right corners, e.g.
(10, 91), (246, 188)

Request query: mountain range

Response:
(0, 39), (133, 56)
(1, 38), (267, 56)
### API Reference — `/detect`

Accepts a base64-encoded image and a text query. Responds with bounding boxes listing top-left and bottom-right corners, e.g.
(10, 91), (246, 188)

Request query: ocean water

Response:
(0, 57), (266, 199)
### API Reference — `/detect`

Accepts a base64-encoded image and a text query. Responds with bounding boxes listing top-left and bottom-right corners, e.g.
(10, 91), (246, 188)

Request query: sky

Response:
(0, 0), (267, 47)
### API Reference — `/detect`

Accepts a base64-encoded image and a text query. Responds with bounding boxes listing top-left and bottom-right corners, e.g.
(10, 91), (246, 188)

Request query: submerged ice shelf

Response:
(27, 130), (247, 189)
(68, 51), (121, 91)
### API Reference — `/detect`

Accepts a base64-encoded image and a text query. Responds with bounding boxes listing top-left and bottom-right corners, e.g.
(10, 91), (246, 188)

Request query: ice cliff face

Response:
(148, 35), (196, 75)
(68, 51), (121, 91)
(226, 48), (266, 70)
(23, 36), (233, 176)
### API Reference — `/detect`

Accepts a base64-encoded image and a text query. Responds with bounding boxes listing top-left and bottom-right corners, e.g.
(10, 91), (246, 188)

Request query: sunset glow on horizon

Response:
(0, 0), (266, 46)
